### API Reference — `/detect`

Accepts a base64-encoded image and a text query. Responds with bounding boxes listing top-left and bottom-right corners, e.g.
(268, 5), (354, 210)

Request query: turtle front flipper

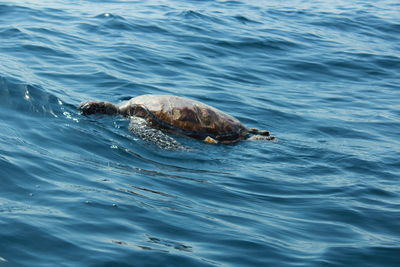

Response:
(129, 116), (186, 150)
(204, 136), (219, 144)
(78, 101), (119, 115)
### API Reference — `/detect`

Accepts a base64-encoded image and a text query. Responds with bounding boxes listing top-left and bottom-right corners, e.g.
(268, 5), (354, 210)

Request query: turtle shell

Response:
(119, 95), (248, 143)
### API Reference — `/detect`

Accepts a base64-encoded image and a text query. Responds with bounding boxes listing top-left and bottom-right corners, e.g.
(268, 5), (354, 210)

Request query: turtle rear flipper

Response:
(128, 116), (185, 150)
(246, 135), (276, 141)
(248, 128), (270, 136)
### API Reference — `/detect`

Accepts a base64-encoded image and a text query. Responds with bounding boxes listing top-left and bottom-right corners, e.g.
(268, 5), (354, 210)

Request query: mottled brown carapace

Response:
(119, 95), (248, 143)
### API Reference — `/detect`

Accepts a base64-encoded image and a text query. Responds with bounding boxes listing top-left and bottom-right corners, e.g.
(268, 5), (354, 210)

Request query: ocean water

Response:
(0, 0), (399, 266)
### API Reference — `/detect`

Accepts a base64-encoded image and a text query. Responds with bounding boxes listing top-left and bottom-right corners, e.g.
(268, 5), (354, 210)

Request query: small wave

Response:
(170, 9), (223, 24)
(0, 27), (29, 40)
(233, 15), (261, 25)
(214, 37), (300, 52)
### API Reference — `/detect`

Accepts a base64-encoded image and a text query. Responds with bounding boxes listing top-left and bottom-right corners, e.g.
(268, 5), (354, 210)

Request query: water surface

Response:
(0, 0), (399, 266)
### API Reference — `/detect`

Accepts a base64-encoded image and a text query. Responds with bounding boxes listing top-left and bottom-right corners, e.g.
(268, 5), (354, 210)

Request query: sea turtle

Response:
(78, 95), (274, 149)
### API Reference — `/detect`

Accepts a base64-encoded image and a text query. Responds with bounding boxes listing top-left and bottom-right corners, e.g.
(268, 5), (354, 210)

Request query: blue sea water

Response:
(1, 0), (400, 266)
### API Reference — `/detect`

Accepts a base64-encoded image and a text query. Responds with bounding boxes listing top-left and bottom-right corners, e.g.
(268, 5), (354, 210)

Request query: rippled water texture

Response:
(1, 0), (399, 266)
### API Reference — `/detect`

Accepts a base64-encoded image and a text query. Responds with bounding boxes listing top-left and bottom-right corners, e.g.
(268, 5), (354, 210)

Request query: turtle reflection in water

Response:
(78, 95), (275, 150)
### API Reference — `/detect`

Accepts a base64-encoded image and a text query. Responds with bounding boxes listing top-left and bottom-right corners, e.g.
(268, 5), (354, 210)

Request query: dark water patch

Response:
(323, 52), (400, 79)
(0, 4), (37, 20)
(317, 246), (400, 267)
(130, 21), (172, 36)
(315, 125), (379, 140)
(24, 26), (93, 48)
(213, 36), (301, 53)
(280, 59), (340, 82)
(21, 44), (75, 59)
(0, 3), (69, 24)
(352, 14), (400, 40)
(311, 15), (372, 33)
(0, 27), (30, 40)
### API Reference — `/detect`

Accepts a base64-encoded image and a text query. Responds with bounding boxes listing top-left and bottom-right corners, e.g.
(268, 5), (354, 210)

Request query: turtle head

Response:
(78, 101), (119, 115)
